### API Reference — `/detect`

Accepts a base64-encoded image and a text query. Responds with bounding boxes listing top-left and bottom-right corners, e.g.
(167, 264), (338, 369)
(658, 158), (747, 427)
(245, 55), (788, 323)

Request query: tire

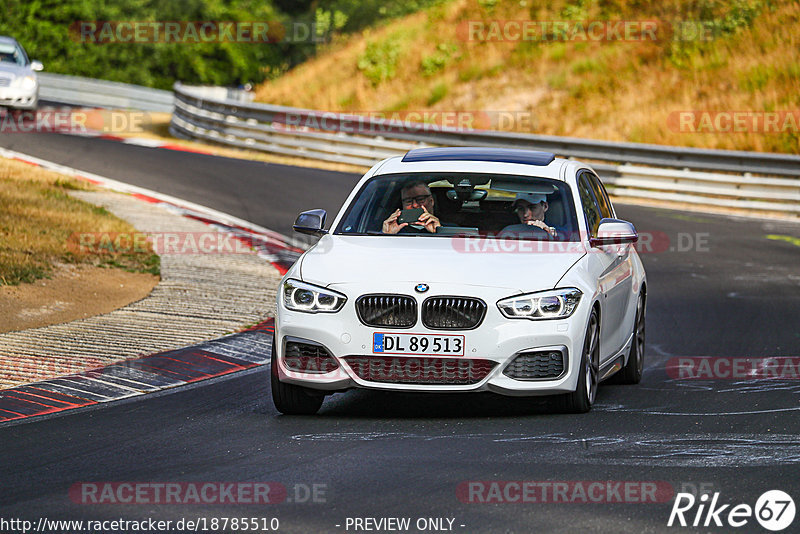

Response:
(617, 291), (646, 384)
(560, 308), (600, 413)
(270, 335), (324, 415)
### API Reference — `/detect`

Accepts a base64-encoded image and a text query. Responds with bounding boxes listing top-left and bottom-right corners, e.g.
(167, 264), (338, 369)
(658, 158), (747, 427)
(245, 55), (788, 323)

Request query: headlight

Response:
(497, 288), (582, 320)
(13, 75), (37, 90)
(282, 279), (346, 313)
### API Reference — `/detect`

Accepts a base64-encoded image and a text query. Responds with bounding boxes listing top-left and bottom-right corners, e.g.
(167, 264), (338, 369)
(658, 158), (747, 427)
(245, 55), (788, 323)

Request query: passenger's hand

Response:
(382, 209), (408, 234)
(418, 206), (441, 233)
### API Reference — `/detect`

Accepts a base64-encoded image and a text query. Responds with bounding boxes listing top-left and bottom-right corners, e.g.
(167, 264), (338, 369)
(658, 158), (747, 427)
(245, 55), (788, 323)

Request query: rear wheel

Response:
(270, 335), (324, 415)
(560, 308), (599, 413)
(617, 292), (646, 384)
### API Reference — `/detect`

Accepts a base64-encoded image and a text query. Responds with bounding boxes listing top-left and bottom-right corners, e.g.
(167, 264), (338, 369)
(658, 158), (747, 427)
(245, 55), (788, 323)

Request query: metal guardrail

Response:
(38, 73), (253, 114)
(171, 83), (800, 174)
(38, 73), (174, 113)
(170, 83), (800, 216)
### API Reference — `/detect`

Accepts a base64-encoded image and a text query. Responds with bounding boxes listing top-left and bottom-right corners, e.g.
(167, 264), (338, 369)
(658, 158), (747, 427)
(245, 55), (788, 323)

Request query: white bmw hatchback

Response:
(272, 147), (646, 414)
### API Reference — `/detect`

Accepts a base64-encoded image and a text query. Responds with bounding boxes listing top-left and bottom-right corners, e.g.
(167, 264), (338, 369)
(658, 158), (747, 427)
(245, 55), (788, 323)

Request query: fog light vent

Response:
(503, 351), (564, 380)
(284, 340), (339, 373)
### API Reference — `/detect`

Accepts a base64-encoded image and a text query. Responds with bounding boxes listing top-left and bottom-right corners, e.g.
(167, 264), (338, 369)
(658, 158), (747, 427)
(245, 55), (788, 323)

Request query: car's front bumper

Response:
(274, 288), (591, 397)
(0, 86), (38, 109)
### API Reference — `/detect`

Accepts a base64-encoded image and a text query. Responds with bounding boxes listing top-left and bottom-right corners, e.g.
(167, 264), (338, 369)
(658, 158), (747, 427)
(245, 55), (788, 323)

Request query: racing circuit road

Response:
(1, 131), (799, 533)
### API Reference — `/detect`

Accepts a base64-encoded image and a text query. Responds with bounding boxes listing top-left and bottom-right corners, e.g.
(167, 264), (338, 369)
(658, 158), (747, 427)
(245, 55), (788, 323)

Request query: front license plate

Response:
(372, 332), (465, 356)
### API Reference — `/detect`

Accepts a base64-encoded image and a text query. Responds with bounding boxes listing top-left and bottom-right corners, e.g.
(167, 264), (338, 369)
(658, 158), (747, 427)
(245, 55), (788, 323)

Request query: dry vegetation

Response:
(0, 158), (159, 286)
(255, 0), (800, 154)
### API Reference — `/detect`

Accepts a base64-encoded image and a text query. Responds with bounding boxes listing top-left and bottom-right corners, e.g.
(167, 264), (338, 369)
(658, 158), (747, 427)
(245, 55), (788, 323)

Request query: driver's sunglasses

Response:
(401, 194), (432, 207)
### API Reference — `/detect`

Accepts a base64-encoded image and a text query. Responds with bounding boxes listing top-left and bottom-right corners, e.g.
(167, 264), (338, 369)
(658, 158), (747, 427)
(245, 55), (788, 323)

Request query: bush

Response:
(357, 36), (404, 86)
(426, 82), (448, 105)
(0, 0), (289, 89)
(420, 43), (457, 76)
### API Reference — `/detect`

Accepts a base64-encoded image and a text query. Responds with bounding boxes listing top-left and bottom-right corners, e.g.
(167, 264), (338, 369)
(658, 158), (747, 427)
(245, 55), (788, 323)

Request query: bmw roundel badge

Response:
(415, 283), (429, 293)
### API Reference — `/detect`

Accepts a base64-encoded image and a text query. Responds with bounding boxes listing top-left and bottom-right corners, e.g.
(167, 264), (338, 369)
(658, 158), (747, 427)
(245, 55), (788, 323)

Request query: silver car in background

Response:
(0, 36), (43, 110)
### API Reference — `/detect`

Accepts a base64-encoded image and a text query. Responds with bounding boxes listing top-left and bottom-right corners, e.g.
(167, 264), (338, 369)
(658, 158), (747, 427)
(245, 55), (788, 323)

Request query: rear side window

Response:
(578, 175), (602, 236)
(586, 172), (614, 219)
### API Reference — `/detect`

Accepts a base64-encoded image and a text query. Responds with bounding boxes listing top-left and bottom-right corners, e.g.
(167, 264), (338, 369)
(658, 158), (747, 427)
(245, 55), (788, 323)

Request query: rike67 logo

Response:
(668, 490), (795, 531)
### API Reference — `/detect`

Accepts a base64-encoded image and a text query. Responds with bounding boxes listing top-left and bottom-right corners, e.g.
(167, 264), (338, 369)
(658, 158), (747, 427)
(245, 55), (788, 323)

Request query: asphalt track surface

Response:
(2, 132), (800, 533)
(0, 130), (361, 238)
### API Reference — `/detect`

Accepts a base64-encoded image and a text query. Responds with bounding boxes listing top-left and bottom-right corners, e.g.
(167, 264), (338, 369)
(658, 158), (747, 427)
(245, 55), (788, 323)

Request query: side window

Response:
(578, 175), (602, 236)
(587, 173), (614, 219)
(17, 45), (28, 65)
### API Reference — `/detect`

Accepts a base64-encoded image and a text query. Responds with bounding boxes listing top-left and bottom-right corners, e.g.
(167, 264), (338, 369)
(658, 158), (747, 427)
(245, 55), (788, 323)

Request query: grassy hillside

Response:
(255, 0), (800, 154)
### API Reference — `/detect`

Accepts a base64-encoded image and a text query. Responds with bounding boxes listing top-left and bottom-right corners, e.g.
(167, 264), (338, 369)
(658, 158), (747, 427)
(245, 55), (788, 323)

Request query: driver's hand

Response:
(418, 206), (441, 233)
(526, 219), (557, 238)
(382, 209), (408, 234)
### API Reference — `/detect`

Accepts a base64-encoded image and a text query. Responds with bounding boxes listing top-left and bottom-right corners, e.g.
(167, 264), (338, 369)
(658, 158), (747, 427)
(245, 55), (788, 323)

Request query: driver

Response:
(509, 192), (559, 239)
(382, 181), (442, 234)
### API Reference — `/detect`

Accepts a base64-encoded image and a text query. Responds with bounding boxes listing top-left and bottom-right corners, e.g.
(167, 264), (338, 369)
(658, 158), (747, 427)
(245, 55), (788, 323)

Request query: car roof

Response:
(373, 147), (572, 181)
(0, 36), (20, 46)
(402, 147), (556, 166)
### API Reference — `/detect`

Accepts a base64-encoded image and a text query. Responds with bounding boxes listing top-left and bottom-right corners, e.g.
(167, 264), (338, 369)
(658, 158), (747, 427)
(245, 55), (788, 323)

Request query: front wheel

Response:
(617, 292), (645, 384)
(560, 308), (599, 413)
(270, 335), (324, 415)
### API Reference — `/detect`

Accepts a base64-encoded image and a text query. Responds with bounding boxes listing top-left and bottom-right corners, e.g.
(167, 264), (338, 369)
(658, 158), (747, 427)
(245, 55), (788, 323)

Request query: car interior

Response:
(431, 186), (569, 236)
(0, 45), (23, 65)
(337, 173), (578, 240)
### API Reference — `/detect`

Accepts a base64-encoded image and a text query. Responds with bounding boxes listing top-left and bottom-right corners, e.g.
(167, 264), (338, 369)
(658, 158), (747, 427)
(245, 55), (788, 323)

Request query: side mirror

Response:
(293, 209), (328, 236)
(30, 60), (43, 72)
(590, 218), (638, 247)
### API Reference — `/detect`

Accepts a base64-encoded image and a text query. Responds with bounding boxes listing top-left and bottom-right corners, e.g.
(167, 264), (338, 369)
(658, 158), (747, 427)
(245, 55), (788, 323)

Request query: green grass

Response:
(570, 57), (604, 75)
(546, 71), (567, 90)
(458, 64), (483, 82)
(386, 96), (412, 111)
(427, 82), (449, 105)
(547, 42), (567, 61)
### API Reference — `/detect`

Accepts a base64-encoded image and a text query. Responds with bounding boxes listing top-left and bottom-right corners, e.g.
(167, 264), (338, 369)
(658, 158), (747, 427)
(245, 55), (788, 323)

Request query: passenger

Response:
(382, 181), (442, 234)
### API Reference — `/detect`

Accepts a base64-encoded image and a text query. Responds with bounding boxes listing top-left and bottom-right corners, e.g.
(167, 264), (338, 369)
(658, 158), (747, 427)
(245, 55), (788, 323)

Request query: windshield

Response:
(0, 43), (28, 66)
(335, 172), (580, 241)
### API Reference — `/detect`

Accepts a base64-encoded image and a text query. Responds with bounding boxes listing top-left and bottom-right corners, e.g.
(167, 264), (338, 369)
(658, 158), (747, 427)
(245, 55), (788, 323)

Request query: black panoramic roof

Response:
(402, 147), (556, 166)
